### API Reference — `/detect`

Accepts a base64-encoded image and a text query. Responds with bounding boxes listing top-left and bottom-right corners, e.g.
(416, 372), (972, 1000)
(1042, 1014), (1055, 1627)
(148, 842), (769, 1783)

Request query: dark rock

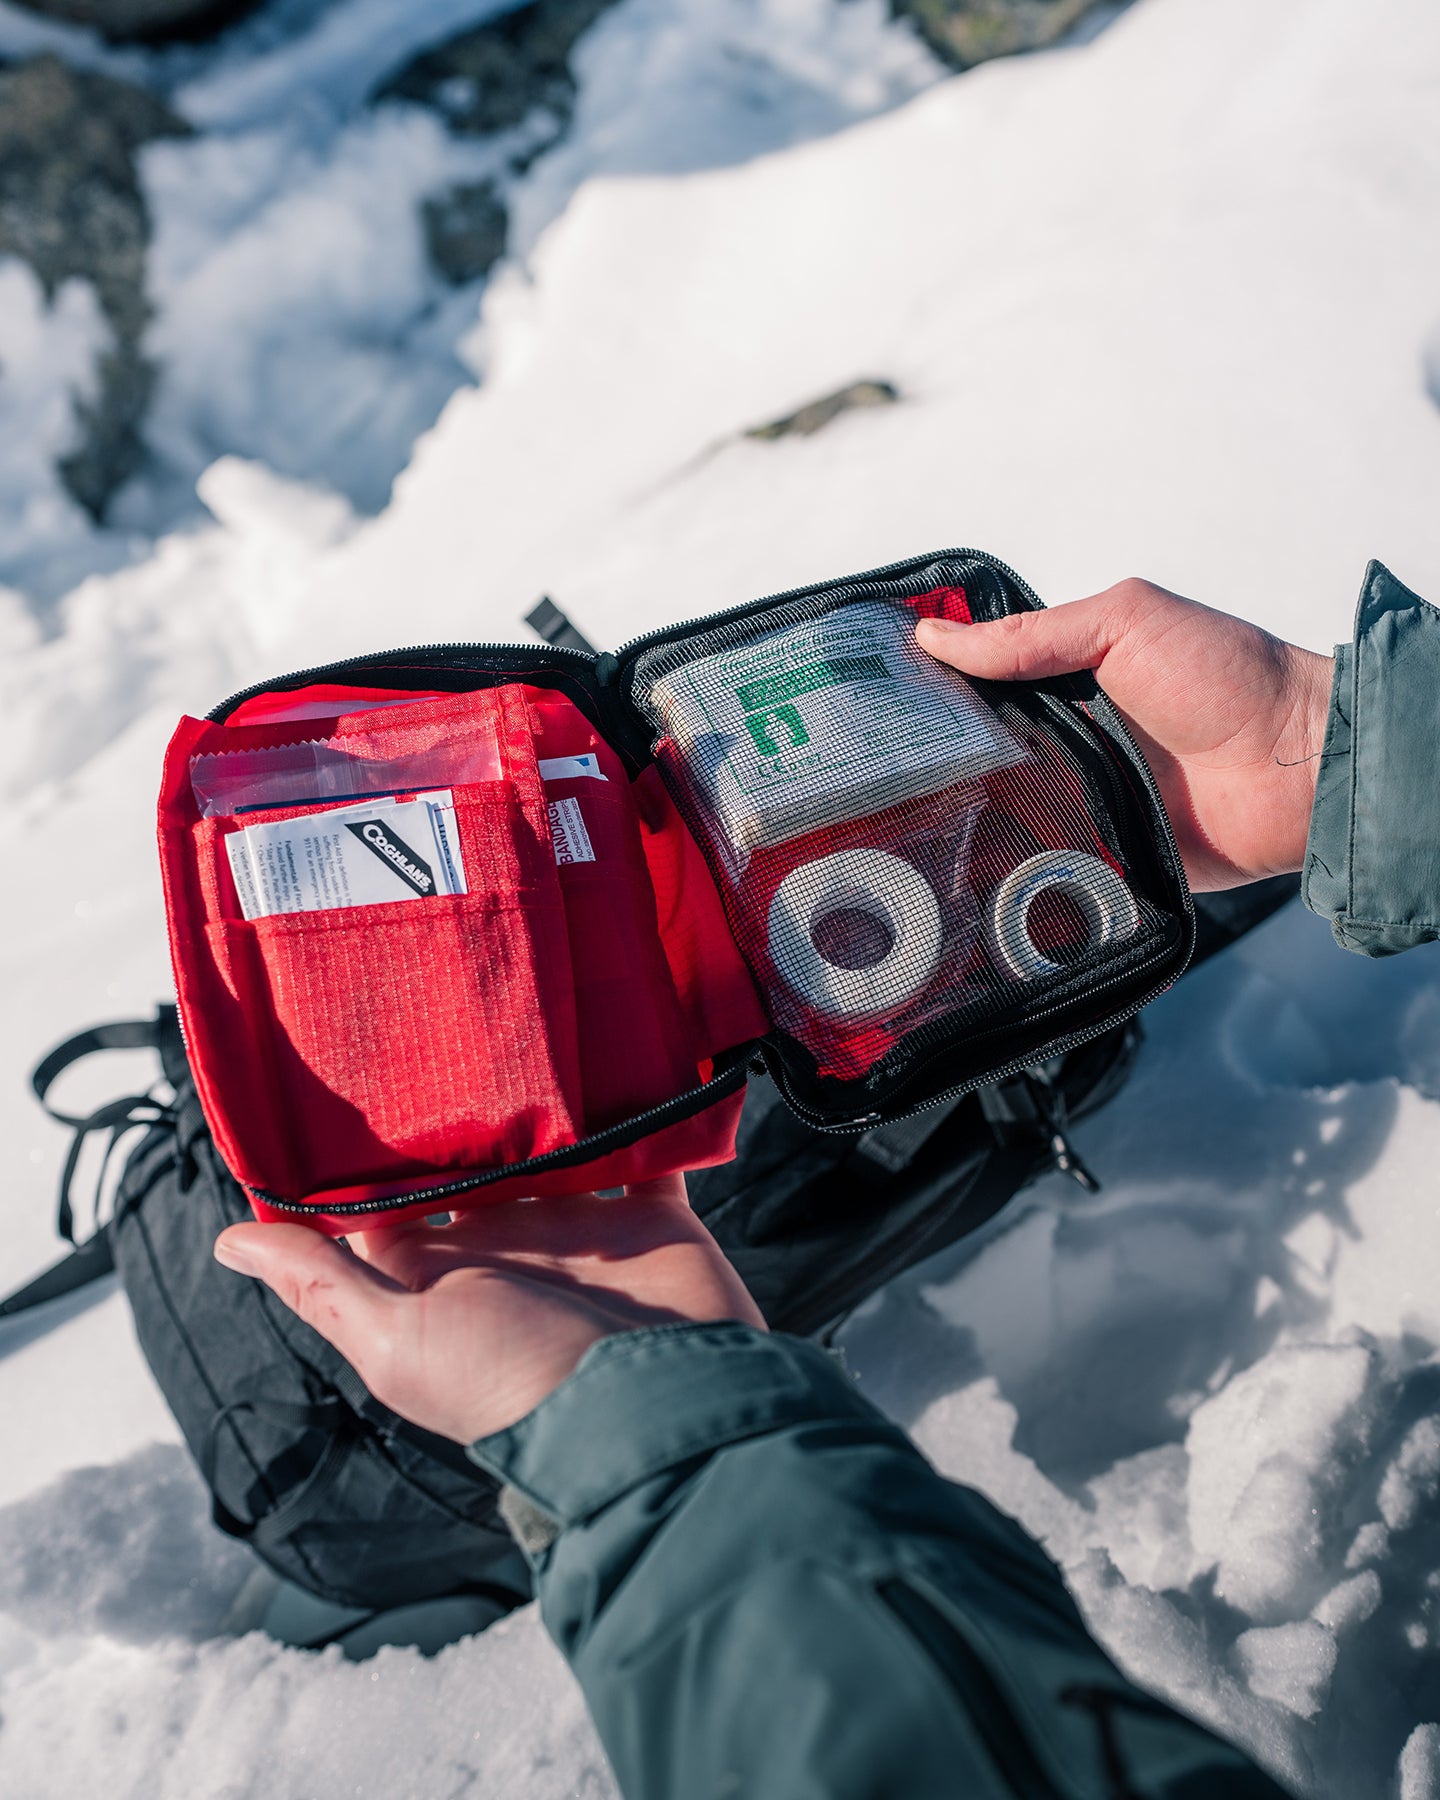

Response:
(0, 55), (190, 520)
(421, 179), (509, 287)
(3, 0), (261, 45)
(890, 0), (1110, 70)
(746, 381), (901, 442)
(380, 0), (620, 292)
(377, 0), (620, 139)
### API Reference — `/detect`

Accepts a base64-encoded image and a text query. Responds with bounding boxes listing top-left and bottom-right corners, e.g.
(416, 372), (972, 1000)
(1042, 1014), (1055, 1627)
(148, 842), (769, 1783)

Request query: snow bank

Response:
(0, 0), (939, 595)
(3, 0), (1440, 1794)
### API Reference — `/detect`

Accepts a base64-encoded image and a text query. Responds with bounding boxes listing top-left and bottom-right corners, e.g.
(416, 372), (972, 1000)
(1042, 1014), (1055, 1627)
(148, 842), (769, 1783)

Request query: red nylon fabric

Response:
(159, 684), (763, 1229)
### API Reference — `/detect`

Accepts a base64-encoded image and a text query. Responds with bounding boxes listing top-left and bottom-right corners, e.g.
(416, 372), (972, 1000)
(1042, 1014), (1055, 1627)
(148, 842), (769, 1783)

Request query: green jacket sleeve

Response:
(468, 1322), (1291, 1800)
(1304, 560), (1440, 955)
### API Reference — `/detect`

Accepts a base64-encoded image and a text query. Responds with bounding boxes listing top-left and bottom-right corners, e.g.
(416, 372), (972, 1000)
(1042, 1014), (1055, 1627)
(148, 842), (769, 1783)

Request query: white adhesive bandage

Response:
(767, 849), (943, 1020)
(988, 850), (1139, 981)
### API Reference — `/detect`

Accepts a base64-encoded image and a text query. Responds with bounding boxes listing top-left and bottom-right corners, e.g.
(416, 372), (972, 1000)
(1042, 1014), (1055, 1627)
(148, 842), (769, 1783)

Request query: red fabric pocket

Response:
(160, 680), (761, 1225)
(216, 887), (583, 1196)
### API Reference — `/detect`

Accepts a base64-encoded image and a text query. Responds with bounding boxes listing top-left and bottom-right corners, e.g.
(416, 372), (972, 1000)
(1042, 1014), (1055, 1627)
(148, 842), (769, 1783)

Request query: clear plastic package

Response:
(189, 731), (502, 820)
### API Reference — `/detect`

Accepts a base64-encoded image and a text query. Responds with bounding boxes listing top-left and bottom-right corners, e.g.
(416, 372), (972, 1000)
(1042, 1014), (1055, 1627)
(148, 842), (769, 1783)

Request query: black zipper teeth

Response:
(609, 545), (1018, 670)
(207, 641), (595, 722)
(768, 944), (1178, 1134)
(248, 1048), (755, 1216)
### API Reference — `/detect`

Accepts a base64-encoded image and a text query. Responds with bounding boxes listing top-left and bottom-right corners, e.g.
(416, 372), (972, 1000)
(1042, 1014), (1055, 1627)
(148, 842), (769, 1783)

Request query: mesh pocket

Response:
(626, 588), (1182, 1103)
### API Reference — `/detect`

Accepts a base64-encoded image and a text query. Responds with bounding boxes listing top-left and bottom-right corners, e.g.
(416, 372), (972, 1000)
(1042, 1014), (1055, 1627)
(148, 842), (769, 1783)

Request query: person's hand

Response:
(917, 577), (1334, 891)
(213, 1177), (764, 1445)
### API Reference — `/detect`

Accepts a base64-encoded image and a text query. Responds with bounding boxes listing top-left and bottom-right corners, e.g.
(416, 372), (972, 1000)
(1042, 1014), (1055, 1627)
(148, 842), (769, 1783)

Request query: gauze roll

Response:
(987, 850), (1139, 981)
(767, 849), (943, 1020)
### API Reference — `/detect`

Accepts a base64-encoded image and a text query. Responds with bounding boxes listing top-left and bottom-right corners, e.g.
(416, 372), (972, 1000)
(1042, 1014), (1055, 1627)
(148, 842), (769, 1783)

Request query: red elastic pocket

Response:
(219, 885), (583, 1195)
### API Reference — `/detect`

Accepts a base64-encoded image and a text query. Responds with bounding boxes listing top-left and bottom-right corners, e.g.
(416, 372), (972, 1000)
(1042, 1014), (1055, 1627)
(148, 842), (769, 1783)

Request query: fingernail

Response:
(214, 1236), (259, 1277)
(916, 616), (962, 638)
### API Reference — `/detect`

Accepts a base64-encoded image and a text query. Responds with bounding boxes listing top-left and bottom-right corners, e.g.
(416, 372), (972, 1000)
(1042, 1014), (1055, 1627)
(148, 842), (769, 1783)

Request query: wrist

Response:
(1272, 646), (1335, 874)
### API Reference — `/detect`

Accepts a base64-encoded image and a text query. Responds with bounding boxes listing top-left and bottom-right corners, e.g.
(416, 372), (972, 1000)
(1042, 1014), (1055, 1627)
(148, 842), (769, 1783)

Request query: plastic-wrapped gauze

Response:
(650, 601), (1025, 854)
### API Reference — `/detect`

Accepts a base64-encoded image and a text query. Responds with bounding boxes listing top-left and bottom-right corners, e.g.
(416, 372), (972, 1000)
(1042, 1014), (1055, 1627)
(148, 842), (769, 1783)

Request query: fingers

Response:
(214, 1222), (403, 1369)
(916, 586), (1139, 682)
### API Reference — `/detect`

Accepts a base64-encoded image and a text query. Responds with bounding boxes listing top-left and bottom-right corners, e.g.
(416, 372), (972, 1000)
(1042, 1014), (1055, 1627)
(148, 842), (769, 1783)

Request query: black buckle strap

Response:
(977, 1065), (1101, 1194)
(31, 1010), (176, 1125)
(31, 1008), (180, 1244)
(0, 1231), (116, 1320)
(1, 1009), (180, 1325)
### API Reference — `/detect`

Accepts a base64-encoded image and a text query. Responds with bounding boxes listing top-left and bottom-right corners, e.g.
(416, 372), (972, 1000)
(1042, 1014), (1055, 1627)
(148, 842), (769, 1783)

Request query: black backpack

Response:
(1, 877), (1299, 1629)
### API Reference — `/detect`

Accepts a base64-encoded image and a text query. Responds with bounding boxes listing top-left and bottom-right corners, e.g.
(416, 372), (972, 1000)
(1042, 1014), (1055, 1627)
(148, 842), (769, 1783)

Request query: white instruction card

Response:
(225, 792), (466, 919)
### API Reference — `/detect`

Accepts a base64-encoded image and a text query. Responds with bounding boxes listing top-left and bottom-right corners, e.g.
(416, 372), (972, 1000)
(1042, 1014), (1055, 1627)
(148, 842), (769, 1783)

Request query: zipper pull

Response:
(1021, 1069), (1101, 1194)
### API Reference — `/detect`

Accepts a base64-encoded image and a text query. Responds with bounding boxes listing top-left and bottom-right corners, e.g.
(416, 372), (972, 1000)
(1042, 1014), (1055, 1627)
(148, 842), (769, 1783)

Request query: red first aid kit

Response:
(159, 549), (1195, 1232)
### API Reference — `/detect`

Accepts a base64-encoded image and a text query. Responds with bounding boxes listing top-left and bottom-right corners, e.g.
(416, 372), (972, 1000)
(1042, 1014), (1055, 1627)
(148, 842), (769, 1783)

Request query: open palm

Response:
(214, 1177), (763, 1445)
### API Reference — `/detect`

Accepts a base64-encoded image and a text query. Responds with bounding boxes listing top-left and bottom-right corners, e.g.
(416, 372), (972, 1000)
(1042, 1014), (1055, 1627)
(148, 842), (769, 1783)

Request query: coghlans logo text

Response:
(343, 818), (435, 895)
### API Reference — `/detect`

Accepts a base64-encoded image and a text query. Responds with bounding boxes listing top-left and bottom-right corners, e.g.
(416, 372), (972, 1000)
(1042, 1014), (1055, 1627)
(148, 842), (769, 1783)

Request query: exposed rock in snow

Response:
(376, 0), (619, 140)
(893, 0), (1110, 71)
(421, 176), (509, 285)
(745, 378), (901, 441)
(0, 53), (189, 520)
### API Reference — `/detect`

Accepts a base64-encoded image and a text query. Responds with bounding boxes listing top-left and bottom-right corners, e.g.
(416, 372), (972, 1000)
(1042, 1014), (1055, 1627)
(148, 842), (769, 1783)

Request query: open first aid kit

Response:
(159, 549), (1196, 1232)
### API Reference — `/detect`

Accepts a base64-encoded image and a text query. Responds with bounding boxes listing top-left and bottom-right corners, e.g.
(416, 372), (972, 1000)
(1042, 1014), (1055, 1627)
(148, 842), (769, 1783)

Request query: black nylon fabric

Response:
(108, 1025), (534, 1612)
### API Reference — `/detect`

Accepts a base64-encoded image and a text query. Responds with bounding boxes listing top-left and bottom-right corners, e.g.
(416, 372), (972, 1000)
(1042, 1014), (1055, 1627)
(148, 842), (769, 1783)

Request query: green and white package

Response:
(650, 601), (1025, 852)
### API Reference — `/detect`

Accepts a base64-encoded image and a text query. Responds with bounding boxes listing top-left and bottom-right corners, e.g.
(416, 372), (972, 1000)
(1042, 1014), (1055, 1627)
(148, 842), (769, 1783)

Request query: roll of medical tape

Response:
(766, 849), (943, 1020)
(987, 850), (1139, 982)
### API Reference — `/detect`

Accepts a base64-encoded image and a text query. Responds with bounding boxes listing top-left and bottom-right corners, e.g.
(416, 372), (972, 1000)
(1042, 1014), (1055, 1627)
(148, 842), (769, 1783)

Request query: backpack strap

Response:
(1, 1008), (179, 1322)
(31, 1006), (180, 1243)
(0, 1230), (116, 1320)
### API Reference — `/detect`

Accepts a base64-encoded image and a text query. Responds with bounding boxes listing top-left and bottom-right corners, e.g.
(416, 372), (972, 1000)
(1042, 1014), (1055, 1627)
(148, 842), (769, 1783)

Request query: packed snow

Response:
(3, 0), (1440, 1794)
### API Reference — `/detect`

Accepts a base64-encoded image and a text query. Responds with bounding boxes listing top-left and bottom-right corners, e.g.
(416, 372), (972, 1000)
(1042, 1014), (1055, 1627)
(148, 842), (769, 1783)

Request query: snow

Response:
(3, 0), (1440, 1793)
(0, 0), (938, 598)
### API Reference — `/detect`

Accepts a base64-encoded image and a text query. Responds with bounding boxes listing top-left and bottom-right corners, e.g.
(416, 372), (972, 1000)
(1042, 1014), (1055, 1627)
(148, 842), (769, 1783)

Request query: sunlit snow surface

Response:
(3, 0), (1440, 1794)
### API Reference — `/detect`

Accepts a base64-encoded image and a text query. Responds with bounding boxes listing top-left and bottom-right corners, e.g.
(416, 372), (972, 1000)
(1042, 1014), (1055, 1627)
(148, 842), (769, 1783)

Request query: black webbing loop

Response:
(29, 1010), (180, 1244)
(205, 1393), (353, 1545)
(31, 1015), (171, 1127)
(0, 1011), (179, 1324)
(55, 1094), (171, 1244)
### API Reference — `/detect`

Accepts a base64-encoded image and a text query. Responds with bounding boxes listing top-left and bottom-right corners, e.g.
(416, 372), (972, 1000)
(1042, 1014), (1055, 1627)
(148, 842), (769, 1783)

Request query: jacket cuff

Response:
(466, 1322), (895, 1536)
(1303, 560), (1440, 956)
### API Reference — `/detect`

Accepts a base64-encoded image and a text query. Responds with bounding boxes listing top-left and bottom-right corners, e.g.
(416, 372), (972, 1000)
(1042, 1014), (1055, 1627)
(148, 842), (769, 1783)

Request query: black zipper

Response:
(764, 938), (1180, 1133)
(248, 1043), (756, 1216)
(207, 640), (597, 723)
(876, 1578), (1069, 1800)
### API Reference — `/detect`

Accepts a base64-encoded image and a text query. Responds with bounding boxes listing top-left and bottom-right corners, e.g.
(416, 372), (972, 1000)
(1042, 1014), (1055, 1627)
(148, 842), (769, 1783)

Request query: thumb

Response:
(215, 1222), (402, 1369)
(916, 591), (1125, 683)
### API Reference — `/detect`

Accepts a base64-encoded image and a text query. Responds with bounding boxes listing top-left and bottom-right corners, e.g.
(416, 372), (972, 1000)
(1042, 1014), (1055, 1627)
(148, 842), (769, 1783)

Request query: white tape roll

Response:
(767, 849), (943, 1020)
(988, 850), (1139, 981)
